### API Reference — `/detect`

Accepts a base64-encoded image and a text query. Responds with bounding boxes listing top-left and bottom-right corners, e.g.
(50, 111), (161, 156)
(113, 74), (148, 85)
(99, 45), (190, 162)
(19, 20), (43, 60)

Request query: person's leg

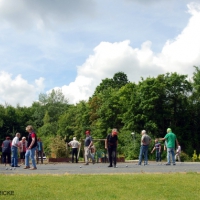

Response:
(72, 149), (75, 163)
(108, 148), (113, 167)
(11, 147), (14, 167)
(156, 151), (158, 162)
(166, 148), (171, 164)
(24, 150), (31, 168)
(171, 148), (175, 164)
(8, 152), (11, 164)
(84, 147), (89, 164)
(178, 153), (181, 162)
(74, 148), (78, 163)
(30, 147), (37, 169)
(138, 146), (143, 165)
(2, 152), (6, 166)
(144, 146), (148, 165)
(41, 151), (43, 164)
(113, 148), (117, 167)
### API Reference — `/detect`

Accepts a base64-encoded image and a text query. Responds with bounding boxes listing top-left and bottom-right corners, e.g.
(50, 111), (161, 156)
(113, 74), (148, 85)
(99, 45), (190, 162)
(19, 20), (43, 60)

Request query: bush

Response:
(49, 135), (68, 158)
(180, 151), (190, 162)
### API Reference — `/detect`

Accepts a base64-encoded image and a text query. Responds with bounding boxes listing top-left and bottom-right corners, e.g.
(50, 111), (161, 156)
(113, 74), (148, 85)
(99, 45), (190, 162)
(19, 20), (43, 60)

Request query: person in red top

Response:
(19, 137), (27, 165)
(24, 125), (37, 170)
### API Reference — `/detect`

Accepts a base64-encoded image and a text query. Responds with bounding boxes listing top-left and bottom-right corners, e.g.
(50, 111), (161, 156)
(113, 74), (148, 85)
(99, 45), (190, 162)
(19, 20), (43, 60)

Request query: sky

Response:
(0, 0), (200, 107)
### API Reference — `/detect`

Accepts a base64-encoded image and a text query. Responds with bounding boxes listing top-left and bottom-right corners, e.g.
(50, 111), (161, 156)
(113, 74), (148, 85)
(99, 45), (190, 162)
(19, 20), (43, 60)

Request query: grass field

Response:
(0, 173), (200, 200)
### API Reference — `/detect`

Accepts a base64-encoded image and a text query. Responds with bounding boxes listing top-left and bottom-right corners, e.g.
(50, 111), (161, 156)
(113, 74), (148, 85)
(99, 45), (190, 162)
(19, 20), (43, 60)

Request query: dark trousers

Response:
(156, 151), (161, 162)
(37, 151), (43, 164)
(108, 147), (117, 166)
(2, 152), (11, 164)
(72, 148), (78, 163)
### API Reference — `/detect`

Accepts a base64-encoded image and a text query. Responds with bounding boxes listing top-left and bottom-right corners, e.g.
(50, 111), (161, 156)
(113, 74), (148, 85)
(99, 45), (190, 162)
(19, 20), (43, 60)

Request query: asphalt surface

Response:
(1, 161), (200, 175)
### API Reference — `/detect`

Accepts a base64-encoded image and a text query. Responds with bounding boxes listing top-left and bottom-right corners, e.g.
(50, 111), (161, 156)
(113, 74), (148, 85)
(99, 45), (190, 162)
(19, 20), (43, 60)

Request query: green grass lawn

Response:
(0, 173), (200, 200)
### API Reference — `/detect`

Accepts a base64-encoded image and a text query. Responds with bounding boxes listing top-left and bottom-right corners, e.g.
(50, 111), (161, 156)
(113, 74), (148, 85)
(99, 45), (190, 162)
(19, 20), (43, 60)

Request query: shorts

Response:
(20, 152), (26, 159)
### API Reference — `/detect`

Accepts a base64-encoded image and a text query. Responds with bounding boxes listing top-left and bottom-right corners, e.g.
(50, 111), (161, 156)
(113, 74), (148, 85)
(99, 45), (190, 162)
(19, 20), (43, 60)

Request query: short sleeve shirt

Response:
(164, 132), (176, 148)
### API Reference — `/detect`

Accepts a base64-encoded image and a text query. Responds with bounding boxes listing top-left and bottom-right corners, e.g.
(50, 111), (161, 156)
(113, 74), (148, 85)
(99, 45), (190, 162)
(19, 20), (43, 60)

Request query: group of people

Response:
(1, 125), (43, 170)
(2, 125), (181, 169)
(78, 127), (181, 167)
(139, 128), (181, 166)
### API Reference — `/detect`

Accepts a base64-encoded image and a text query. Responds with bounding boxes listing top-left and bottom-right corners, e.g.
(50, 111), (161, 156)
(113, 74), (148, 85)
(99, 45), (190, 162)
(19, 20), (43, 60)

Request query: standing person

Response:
(19, 137), (27, 165)
(11, 133), (21, 167)
(37, 138), (43, 164)
(2, 137), (11, 167)
(159, 128), (179, 165)
(138, 130), (151, 165)
(151, 139), (161, 164)
(84, 130), (95, 165)
(105, 128), (118, 168)
(175, 143), (181, 162)
(68, 137), (80, 163)
(24, 125), (37, 170)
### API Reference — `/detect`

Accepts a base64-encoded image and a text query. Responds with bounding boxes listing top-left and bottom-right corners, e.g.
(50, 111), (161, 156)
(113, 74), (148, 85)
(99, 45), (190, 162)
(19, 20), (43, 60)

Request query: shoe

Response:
(137, 163), (141, 165)
(114, 165), (117, 168)
(173, 163), (176, 165)
(84, 163), (89, 165)
(165, 163), (170, 165)
(92, 160), (95, 164)
(29, 167), (37, 170)
(24, 166), (30, 169)
(108, 165), (113, 167)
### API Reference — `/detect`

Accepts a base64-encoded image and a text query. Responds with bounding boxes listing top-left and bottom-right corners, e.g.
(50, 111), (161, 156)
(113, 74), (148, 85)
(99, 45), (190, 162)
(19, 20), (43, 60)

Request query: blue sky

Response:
(0, 0), (200, 106)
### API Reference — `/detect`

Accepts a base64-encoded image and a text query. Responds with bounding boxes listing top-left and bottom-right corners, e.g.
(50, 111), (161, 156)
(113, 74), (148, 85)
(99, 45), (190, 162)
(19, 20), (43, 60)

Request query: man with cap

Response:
(84, 130), (95, 165)
(105, 128), (118, 168)
(138, 130), (151, 165)
(159, 128), (179, 165)
(1, 136), (11, 167)
(68, 137), (80, 163)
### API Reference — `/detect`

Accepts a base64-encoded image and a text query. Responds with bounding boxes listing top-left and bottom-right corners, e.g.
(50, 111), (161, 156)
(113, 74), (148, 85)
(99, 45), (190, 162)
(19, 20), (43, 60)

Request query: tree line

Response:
(0, 67), (200, 159)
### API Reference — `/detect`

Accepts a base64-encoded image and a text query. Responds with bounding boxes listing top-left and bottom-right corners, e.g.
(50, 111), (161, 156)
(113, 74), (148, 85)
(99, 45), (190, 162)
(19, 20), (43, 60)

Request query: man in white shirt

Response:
(11, 133), (21, 167)
(68, 137), (80, 163)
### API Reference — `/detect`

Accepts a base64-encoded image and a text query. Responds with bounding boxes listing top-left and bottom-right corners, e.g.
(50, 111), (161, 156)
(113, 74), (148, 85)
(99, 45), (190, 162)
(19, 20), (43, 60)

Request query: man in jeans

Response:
(84, 130), (95, 165)
(24, 125), (37, 170)
(138, 130), (151, 165)
(159, 128), (179, 165)
(11, 133), (21, 167)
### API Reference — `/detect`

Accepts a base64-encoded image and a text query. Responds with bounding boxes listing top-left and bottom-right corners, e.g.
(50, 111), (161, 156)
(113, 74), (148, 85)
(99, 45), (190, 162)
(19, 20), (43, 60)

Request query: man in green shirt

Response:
(159, 128), (179, 165)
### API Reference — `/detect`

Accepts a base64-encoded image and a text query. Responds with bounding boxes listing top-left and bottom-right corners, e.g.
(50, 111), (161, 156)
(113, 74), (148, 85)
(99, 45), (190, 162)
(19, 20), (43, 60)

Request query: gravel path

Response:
(1, 161), (200, 175)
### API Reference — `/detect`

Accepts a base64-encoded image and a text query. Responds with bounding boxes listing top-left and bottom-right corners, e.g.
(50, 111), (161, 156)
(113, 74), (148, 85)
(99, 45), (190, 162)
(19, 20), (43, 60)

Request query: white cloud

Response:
(0, 71), (44, 107)
(1, 2), (200, 106)
(52, 2), (200, 104)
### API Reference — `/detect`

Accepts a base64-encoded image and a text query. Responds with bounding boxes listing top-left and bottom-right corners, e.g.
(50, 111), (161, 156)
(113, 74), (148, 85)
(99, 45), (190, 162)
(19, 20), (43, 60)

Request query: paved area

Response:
(1, 161), (200, 175)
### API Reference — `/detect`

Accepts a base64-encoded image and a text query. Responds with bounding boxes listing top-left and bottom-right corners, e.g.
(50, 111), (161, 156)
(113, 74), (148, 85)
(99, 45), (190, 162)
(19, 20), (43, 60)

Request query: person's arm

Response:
(159, 138), (165, 141)
(159, 144), (161, 152)
(88, 141), (93, 148)
(105, 139), (107, 149)
(151, 147), (155, 153)
(176, 139), (179, 149)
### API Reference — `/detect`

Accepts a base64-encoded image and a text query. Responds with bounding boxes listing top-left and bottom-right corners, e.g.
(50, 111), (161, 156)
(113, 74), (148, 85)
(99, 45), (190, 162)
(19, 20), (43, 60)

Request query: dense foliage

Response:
(1, 69), (200, 159)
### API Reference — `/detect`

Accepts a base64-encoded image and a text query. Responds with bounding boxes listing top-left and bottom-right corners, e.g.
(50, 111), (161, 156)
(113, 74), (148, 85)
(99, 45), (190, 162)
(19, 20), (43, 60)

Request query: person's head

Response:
(26, 125), (33, 133)
(22, 137), (26, 141)
(167, 128), (172, 133)
(73, 137), (76, 141)
(38, 138), (41, 141)
(155, 139), (158, 143)
(85, 130), (90, 136)
(6, 136), (10, 140)
(141, 130), (146, 135)
(16, 132), (21, 138)
(112, 128), (118, 136)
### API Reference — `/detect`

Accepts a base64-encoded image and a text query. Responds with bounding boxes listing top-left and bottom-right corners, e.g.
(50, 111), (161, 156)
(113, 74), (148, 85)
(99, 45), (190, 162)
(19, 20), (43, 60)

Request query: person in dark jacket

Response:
(105, 128), (118, 168)
(2, 137), (11, 167)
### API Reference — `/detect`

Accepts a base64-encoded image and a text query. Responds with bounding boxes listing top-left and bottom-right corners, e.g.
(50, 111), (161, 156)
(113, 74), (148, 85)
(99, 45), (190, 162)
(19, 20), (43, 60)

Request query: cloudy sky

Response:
(0, 0), (200, 107)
